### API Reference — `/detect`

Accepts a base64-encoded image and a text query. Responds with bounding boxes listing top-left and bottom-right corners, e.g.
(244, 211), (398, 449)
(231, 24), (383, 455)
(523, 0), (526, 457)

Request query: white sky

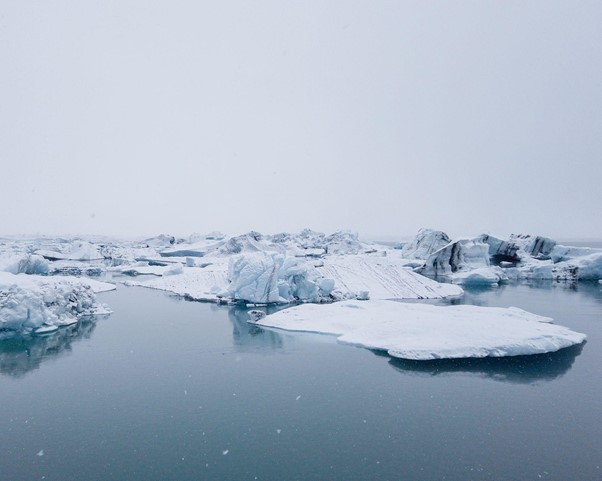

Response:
(1, 1), (601, 240)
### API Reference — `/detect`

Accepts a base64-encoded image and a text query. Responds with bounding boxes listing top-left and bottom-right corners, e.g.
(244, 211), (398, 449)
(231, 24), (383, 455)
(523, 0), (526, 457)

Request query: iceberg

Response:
(420, 239), (491, 277)
(225, 252), (333, 304)
(1, 254), (50, 275)
(124, 230), (463, 303)
(0, 272), (114, 336)
(35, 240), (104, 261)
(399, 229), (451, 259)
(323, 230), (362, 255)
(549, 245), (602, 263)
(226, 252), (283, 304)
(402, 229), (602, 283)
(250, 300), (586, 360)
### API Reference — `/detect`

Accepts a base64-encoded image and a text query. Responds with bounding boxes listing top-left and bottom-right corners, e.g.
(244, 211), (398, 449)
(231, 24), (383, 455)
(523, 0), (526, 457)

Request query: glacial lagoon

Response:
(1, 282), (601, 481)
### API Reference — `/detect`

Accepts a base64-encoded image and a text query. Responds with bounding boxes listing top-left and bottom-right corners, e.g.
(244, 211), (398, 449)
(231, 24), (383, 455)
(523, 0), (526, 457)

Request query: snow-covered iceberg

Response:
(250, 300), (586, 360)
(402, 229), (602, 283)
(1, 254), (49, 275)
(225, 252), (334, 304)
(35, 240), (104, 261)
(399, 229), (451, 259)
(124, 230), (463, 303)
(0, 272), (114, 336)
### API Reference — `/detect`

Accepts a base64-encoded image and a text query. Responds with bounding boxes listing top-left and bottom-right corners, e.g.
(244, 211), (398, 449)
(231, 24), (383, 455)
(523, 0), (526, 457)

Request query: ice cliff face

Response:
(1, 254), (49, 275)
(421, 239), (490, 276)
(479, 234), (557, 262)
(225, 252), (334, 304)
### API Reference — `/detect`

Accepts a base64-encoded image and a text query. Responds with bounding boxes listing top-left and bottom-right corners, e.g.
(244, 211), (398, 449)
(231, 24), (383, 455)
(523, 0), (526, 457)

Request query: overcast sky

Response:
(1, 1), (601, 240)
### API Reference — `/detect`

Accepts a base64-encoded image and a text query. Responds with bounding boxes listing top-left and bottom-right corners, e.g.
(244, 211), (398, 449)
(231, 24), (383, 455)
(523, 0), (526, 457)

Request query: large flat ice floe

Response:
(250, 300), (586, 360)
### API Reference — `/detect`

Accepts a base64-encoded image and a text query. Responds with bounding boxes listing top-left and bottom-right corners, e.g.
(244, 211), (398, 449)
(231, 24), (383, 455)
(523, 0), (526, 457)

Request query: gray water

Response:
(1, 282), (601, 481)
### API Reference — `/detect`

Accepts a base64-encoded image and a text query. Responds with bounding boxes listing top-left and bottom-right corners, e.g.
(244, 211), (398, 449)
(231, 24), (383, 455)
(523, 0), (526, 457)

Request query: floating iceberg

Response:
(420, 239), (491, 277)
(1, 254), (49, 275)
(399, 229), (451, 259)
(250, 300), (586, 360)
(481, 234), (557, 262)
(225, 252), (334, 304)
(226, 253), (283, 304)
(125, 230), (462, 303)
(35, 240), (104, 261)
(0, 272), (114, 336)
(402, 229), (602, 283)
(226, 254), (327, 303)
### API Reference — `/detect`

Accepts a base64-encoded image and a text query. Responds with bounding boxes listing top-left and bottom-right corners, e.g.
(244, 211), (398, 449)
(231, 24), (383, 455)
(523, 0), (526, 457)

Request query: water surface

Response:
(1, 283), (601, 480)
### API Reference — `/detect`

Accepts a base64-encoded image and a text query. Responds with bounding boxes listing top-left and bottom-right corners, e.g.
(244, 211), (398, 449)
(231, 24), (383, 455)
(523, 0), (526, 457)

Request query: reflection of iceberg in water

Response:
(385, 343), (584, 384)
(228, 306), (285, 351)
(0, 318), (99, 378)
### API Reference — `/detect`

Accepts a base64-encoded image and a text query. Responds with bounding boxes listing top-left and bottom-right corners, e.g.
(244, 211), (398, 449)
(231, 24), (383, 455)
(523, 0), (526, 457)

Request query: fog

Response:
(2, 1), (601, 240)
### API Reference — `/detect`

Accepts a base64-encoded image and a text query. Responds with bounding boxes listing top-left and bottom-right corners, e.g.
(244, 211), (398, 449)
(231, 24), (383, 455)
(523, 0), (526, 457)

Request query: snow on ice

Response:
(251, 299), (586, 360)
(401, 230), (602, 283)
(0, 272), (114, 336)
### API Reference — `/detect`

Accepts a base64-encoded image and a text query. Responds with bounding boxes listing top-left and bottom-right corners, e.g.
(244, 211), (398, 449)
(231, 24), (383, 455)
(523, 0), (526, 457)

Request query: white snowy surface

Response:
(318, 255), (463, 300)
(550, 245), (602, 263)
(252, 300), (586, 360)
(125, 263), (230, 302)
(0, 272), (114, 335)
(35, 240), (104, 261)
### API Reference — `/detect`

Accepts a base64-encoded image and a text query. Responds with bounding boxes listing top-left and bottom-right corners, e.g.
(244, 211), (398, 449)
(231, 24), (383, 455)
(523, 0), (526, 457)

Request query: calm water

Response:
(1, 282), (601, 481)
